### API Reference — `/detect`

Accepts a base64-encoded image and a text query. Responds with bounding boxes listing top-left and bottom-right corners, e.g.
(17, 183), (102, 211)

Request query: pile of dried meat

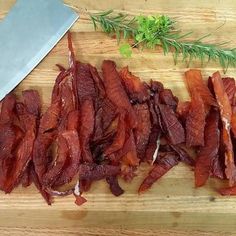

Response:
(1, 33), (236, 205)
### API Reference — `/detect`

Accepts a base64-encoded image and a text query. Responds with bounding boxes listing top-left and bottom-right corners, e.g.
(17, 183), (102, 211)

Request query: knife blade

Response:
(0, 0), (79, 100)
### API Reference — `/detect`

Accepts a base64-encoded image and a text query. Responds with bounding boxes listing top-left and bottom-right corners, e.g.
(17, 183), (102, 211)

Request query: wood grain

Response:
(1, 0), (236, 235)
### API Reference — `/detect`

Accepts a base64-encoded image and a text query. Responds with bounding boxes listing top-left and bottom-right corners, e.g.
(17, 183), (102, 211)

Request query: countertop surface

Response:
(1, 0), (236, 235)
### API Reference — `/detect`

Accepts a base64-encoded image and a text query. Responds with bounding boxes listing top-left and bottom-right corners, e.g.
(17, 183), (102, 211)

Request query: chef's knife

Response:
(0, 0), (79, 100)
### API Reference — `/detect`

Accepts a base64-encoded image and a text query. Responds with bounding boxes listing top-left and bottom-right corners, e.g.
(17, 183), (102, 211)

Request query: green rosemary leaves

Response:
(90, 10), (236, 70)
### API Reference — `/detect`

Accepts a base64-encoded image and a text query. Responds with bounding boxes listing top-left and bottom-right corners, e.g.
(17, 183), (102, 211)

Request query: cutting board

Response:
(1, 0), (236, 235)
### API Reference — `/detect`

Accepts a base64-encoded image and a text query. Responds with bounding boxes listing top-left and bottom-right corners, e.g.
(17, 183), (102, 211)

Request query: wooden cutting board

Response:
(1, 0), (236, 235)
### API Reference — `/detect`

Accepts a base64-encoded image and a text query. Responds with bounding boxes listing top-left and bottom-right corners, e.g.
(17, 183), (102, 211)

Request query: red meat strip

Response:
(33, 99), (61, 182)
(79, 163), (120, 181)
(76, 62), (97, 103)
(223, 78), (236, 138)
(231, 104), (236, 138)
(185, 69), (217, 107)
(106, 176), (124, 196)
(114, 130), (138, 163)
(211, 154), (225, 180)
(158, 104), (185, 144)
(121, 131), (140, 178)
(39, 101), (61, 134)
(219, 186), (236, 196)
(42, 134), (69, 187)
(211, 72), (236, 186)
(139, 152), (179, 193)
(169, 144), (195, 166)
(51, 69), (71, 104)
(104, 112), (126, 156)
(144, 125), (161, 163)
(176, 101), (191, 119)
(119, 66), (149, 103)
(30, 164), (52, 205)
(194, 110), (220, 187)
(149, 80), (164, 93)
(89, 64), (106, 98)
(21, 165), (32, 188)
(80, 98), (95, 163)
(0, 95), (22, 190)
(222, 77), (236, 105)
(93, 98), (118, 142)
(159, 89), (178, 111)
(4, 99), (37, 193)
(22, 90), (41, 117)
(0, 125), (16, 190)
(53, 130), (81, 186)
(0, 94), (16, 124)
(33, 134), (54, 182)
(186, 91), (206, 147)
(58, 82), (75, 131)
(67, 110), (79, 131)
(133, 103), (151, 160)
(102, 60), (137, 128)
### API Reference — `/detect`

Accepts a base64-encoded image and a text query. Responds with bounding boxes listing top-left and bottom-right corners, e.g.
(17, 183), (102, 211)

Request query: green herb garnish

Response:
(90, 10), (236, 70)
(119, 43), (132, 58)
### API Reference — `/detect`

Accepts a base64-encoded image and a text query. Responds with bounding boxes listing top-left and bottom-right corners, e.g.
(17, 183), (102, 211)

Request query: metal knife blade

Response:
(0, 0), (79, 100)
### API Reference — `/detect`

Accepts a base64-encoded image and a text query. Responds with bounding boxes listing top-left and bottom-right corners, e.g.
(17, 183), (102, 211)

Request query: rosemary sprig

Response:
(90, 10), (137, 41)
(90, 10), (236, 70)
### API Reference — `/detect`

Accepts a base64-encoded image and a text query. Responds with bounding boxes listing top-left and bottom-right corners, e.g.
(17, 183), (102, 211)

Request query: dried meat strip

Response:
(89, 64), (106, 98)
(211, 72), (236, 186)
(21, 165), (32, 188)
(194, 110), (220, 187)
(76, 62), (97, 103)
(169, 144), (195, 166)
(222, 77), (236, 105)
(38, 101), (61, 134)
(53, 130), (81, 187)
(33, 99), (61, 182)
(149, 80), (164, 94)
(186, 91), (206, 147)
(139, 152), (179, 193)
(144, 125), (161, 163)
(104, 112), (126, 156)
(93, 98), (117, 142)
(211, 154), (225, 180)
(79, 163), (120, 181)
(133, 103), (151, 160)
(222, 78), (236, 138)
(80, 98), (95, 163)
(0, 94), (16, 124)
(4, 104), (37, 193)
(219, 185), (236, 196)
(114, 130), (138, 163)
(42, 134), (69, 187)
(106, 176), (124, 196)
(51, 69), (71, 104)
(119, 66), (149, 103)
(185, 69), (217, 107)
(176, 101), (190, 120)
(158, 104), (185, 145)
(0, 95), (22, 190)
(30, 164), (52, 205)
(231, 104), (236, 138)
(0, 125), (16, 190)
(102, 60), (137, 128)
(159, 89), (178, 111)
(62, 130), (81, 175)
(67, 110), (79, 131)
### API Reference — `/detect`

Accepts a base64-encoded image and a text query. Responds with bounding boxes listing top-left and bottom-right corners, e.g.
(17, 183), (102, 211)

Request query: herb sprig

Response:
(90, 10), (236, 70)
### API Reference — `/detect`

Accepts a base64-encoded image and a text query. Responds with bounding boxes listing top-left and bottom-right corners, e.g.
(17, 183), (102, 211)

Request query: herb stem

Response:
(90, 10), (236, 70)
